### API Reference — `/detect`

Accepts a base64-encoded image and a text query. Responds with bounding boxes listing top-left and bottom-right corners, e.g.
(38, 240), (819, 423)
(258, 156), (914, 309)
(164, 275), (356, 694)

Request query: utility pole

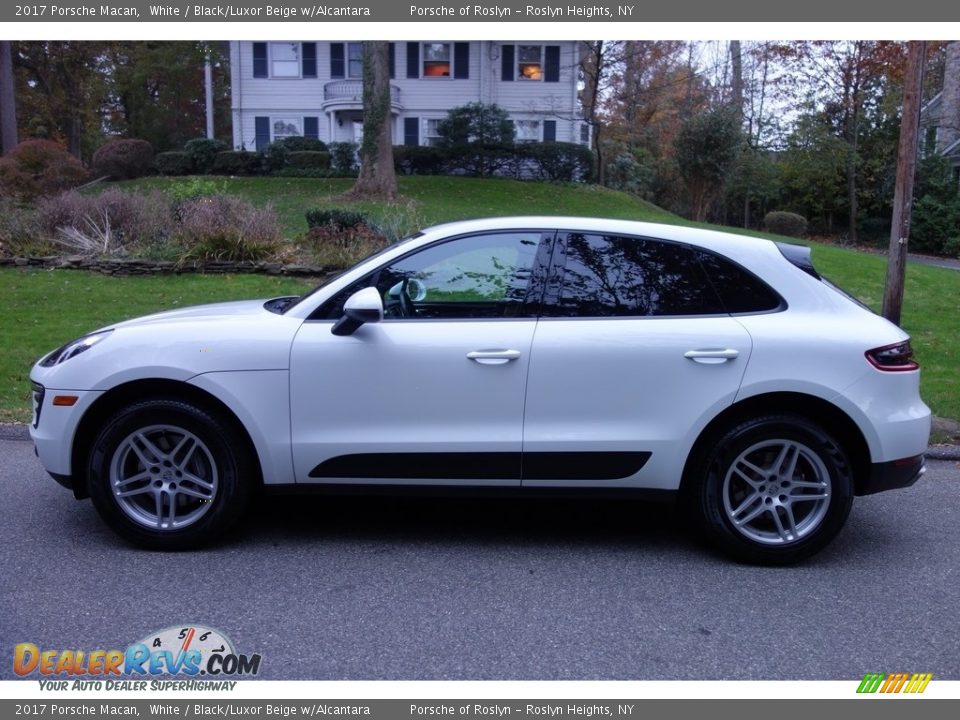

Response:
(882, 41), (926, 326)
(204, 49), (214, 140)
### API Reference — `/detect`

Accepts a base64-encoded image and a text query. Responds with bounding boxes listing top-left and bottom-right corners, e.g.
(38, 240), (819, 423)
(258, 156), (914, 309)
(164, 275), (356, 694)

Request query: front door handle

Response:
(684, 348), (739, 364)
(467, 349), (522, 365)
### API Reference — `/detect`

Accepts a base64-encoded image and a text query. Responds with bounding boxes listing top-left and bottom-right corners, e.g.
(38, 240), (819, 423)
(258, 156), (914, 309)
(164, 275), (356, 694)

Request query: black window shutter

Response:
(388, 42), (395, 79)
(501, 44), (514, 81)
(454, 42), (469, 79)
(403, 117), (419, 146)
(254, 117), (270, 150)
(302, 43), (317, 78)
(330, 43), (345, 79)
(543, 120), (556, 142)
(406, 42), (419, 79)
(304, 117), (319, 140)
(253, 42), (267, 78)
(545, 46), (560, 82)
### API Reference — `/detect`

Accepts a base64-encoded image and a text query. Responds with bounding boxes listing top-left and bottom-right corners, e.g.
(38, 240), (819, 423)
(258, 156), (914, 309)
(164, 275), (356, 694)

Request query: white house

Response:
(229, 41), (589, 151)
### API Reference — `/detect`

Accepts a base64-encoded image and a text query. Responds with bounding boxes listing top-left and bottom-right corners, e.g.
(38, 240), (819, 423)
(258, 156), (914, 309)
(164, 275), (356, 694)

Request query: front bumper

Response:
(29, 381), (102, 487)
(857, 454), (926, 496)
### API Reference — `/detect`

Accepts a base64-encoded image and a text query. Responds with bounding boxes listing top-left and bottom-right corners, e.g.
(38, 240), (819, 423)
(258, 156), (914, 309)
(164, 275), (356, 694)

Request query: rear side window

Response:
(546, 233), (727, 317)
(695, 250), (783, 314)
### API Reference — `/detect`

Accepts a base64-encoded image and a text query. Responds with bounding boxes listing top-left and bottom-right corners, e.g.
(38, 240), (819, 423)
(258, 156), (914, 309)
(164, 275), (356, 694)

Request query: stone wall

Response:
(0, 255), (336, 278)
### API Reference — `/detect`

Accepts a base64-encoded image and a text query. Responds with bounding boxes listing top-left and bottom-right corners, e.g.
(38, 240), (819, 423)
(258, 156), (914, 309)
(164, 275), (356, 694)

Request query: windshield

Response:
(282, 232), (425, 313)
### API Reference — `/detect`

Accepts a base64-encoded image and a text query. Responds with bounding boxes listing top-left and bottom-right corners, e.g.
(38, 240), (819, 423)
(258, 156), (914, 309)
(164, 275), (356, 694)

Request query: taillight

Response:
(865, 341), (918, 372)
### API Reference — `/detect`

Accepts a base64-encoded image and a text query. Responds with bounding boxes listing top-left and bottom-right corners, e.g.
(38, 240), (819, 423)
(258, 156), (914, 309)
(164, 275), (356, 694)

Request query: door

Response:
(522, 232), (754, 489)
(290, 231), (550, 485)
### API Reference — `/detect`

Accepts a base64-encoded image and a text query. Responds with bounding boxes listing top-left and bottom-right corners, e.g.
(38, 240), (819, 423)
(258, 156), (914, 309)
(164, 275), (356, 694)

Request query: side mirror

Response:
(331, 287), (384, 336)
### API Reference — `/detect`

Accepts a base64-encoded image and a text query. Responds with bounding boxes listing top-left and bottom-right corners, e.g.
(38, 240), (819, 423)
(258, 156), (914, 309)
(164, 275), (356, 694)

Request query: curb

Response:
(3, 422), (959, 459)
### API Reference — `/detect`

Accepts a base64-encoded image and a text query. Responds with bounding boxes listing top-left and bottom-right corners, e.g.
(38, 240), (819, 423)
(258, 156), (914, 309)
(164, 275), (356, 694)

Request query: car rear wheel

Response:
(692, 415), (854, 564)
(87, 399), (253, 550)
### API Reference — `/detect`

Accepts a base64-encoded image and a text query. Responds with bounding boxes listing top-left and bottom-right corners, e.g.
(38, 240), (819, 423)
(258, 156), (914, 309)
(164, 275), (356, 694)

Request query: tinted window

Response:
(695, 250), (783, 314)
(315, 233), (542, 320)
(548, 233), (725, 317)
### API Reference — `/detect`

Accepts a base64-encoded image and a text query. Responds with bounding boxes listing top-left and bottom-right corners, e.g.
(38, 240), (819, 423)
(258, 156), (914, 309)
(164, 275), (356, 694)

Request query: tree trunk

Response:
(730, 40), (743, 117)
(882, 41), (926, 326)
(349, 41), (397, 200)
(0, 41), (16, 154)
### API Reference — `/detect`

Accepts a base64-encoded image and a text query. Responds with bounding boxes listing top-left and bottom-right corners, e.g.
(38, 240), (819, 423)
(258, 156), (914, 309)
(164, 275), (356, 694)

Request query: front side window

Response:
(423, 43), (451, 77)
(518, 45), (543, 80)
(317, 233), (543, 320)
(271, 42), (300, 77)
(548, 233), (726, 317)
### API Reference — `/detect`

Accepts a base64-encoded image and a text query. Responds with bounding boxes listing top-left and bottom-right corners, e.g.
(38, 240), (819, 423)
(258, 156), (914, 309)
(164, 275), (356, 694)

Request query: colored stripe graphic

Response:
(857, 672), (932, 694)
(857, 673), (885, 693)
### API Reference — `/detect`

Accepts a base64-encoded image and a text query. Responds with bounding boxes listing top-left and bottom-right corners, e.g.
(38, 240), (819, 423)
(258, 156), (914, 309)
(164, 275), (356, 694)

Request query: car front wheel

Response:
(693, 415), (854, 564)
(87, 399), (254, 550)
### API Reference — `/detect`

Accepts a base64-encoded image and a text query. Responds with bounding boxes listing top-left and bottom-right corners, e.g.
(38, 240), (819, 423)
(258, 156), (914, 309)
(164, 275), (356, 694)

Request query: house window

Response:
(347, 43), (363, 78)
(271, 43), (301, 77)
(518, 45), (543, 81)
(423, 43), (451, 77)
(273, 118), (301, 140)
(514, 120), (541, 143)
(580, 124), (590, 145)
(425, 119), (443, 146)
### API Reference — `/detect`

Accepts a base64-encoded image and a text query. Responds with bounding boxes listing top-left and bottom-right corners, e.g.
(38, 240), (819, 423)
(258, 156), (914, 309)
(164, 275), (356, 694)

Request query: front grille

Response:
(31, 382), (44, 429)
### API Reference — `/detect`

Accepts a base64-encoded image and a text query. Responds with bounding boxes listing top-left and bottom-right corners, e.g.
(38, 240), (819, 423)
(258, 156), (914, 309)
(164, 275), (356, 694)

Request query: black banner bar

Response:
(3, 0), (960, 22)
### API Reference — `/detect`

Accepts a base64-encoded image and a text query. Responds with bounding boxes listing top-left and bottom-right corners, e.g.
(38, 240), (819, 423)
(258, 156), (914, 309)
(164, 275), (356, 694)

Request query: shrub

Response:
(520, 142), (595, 182)
(212, 151), (259, 176)
(306, 208), (369, 230)
(287, 151), (331, 170)
(183, 137), (229, 174)
(764, 211), (808, 238)
(35, 189), (174, 255)
(275, 136), (328, 152)
(155, 151), (193, 176)
(305, 208), (369, 230)
(256, 141), (289, 174)
(0, 198), (51, 256)
(167, 177), (227, 204)
(910, 195), (960, 254)
(393, 145), (448, 176)
(443, 143), (515, 178)
(92, 139), (155, 180)
(328, 142), (359, 173)
(176, 195), (281, 262)
(301, 222), (388, 268)
(0, 140), (88, 199)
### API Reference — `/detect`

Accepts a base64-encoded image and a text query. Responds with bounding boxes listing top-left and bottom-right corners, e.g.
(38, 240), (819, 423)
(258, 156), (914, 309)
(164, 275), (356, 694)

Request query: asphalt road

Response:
(1, 437), (958, 681)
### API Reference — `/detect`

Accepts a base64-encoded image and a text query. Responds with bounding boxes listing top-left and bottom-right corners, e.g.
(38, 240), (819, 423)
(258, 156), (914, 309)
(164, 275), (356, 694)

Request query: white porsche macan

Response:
(29, 217), (931, 563)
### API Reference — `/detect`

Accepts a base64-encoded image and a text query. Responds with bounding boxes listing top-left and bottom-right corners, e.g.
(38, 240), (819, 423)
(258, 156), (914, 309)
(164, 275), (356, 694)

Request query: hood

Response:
(109, 299), (274, 329)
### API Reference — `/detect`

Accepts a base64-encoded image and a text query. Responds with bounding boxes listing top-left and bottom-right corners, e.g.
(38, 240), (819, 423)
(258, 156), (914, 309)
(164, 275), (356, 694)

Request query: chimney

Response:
(937, 41), (960, 153)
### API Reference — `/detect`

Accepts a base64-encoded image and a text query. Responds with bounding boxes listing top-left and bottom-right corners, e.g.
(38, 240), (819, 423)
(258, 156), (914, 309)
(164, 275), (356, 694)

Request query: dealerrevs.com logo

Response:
(14, 625), (261, 688)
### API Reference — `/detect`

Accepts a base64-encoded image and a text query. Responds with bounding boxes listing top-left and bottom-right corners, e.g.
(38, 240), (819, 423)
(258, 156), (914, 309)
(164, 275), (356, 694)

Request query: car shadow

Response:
(240, 492), (698, 553)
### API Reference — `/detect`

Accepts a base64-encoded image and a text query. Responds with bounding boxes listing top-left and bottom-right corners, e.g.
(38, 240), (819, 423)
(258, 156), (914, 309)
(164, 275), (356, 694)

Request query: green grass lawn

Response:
(0, 272), (312, 422)
(4, 175), (958, 426)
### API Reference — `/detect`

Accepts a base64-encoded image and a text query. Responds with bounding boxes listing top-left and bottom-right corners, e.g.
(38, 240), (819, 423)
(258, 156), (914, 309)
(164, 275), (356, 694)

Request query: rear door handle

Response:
(467, 349), (522, 365)
(684, 348), (739, 364)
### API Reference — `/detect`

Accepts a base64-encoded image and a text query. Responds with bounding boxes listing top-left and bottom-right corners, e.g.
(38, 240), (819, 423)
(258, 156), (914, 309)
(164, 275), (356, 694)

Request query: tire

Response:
(87, 398), (254, 550)
(691, 415), (854, 565)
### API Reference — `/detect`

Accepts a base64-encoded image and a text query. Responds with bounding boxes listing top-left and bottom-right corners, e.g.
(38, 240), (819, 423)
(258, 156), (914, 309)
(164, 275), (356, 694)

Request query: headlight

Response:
(39, 330), (113, 367)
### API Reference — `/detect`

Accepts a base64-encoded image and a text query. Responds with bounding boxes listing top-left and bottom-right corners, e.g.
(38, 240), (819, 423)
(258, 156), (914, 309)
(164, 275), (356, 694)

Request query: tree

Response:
(12, 41), (109, 160)
(0, 41), (16, 154)
(436, 102), (514, 177)
(107, 41), (230, 151)
(674, 105), (743, 221)
(349, 41), (396, 200)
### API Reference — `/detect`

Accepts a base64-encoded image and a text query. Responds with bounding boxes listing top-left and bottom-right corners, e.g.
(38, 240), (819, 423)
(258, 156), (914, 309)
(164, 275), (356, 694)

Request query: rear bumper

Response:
(857, 454), (926, 496)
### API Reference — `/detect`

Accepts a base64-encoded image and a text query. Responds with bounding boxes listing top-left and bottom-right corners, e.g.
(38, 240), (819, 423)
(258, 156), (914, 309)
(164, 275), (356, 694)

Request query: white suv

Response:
(29, 217), (930, 563)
